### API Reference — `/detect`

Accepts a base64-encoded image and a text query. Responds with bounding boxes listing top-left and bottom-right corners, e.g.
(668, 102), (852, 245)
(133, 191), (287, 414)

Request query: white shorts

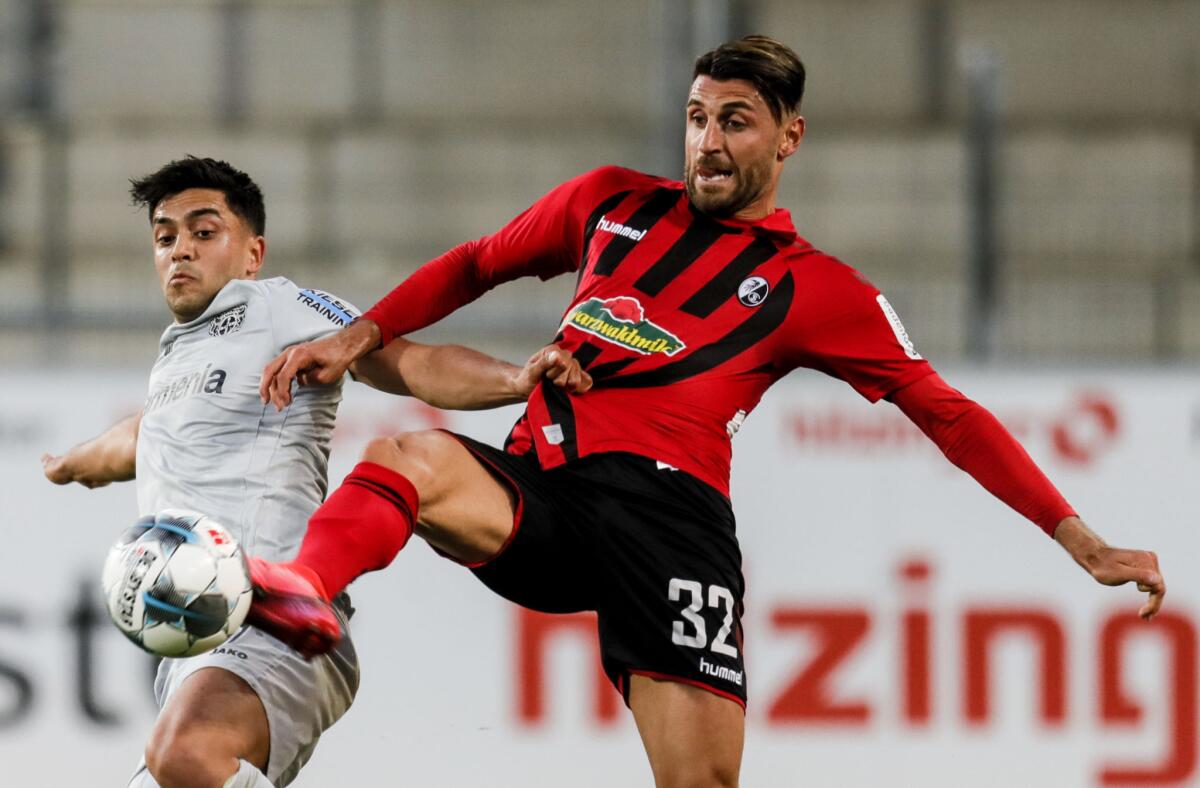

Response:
(152, 605), (358, 787)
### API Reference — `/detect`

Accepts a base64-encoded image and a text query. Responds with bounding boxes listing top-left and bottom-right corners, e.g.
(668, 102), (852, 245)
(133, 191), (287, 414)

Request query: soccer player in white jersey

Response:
(42, 157), (590, 788)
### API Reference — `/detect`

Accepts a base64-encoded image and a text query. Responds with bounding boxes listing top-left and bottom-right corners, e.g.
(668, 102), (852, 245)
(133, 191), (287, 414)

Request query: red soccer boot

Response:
(245, 557), (341, 658)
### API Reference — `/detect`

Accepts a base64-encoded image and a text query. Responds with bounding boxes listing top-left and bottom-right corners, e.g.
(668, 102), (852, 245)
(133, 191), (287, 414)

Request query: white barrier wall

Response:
(0, 368), (1196, 787)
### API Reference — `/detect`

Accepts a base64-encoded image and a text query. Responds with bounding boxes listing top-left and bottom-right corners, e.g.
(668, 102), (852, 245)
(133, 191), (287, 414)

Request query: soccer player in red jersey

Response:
(250, 36), (1165, 787)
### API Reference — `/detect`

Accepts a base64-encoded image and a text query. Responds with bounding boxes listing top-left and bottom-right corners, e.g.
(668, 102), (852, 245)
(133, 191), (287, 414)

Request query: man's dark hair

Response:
(129, 156), (266, 235)
(693, 35), (806, 122)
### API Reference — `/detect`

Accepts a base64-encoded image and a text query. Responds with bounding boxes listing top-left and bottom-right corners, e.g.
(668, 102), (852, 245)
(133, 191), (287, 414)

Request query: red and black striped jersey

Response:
(365, 166), (934, 496)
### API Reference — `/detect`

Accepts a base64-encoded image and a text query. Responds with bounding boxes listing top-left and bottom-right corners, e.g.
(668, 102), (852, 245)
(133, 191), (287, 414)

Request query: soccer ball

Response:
(101, 509), (252, 657)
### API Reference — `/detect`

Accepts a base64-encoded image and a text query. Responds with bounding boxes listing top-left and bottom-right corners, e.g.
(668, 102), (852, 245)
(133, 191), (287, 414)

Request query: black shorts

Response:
(449, 433), (747, 707)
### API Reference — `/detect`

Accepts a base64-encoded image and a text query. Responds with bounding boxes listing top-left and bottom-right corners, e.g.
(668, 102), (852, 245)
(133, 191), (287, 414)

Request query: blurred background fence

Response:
(2, 5), (1198, 786)
(0, 0), (1196, 364)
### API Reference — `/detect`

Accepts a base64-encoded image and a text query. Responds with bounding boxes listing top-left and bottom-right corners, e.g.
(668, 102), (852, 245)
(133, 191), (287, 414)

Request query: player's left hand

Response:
(261, 319), (382, 410)
(1086, 546), (1165, 620)
(1055, 516), (1165, 620)
(41, 452), (112, 489)
(512, 345), (593, 399)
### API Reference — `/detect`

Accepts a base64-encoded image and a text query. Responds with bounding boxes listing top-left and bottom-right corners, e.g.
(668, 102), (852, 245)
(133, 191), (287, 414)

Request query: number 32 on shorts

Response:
(668, 578), (738, 658)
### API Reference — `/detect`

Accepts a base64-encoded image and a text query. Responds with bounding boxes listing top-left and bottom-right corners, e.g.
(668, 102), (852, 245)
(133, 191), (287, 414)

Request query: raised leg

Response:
(248, 429), (516, 654)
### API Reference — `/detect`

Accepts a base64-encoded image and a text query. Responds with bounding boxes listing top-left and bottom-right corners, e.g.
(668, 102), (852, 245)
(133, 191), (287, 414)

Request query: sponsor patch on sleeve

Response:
(297, 289), (360, 326)
(875, 294), (922, 360)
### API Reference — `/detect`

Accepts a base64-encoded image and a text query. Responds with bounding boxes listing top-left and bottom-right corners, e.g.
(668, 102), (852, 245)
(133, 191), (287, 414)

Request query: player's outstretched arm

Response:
(1054, 516), (1165, 620)
(352, 340), (592, 410)
(890, 373), (1165, 619)
(261, 318), (382, 410)
(41, 410), (141, 489)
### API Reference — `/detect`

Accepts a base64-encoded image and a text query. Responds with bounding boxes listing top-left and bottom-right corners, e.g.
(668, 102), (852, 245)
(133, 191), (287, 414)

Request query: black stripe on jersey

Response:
(540, 379), (579, 461)
(633, 218), (731, 296)
(502, 415), (527, 453)
(679, 236), (780, 318)
(571, 342), (603, 369)
(578, 190), (632, 286)
(586, 357), (637, 381)
(592, 188), (681, 277)
(600, 271), (795, 390)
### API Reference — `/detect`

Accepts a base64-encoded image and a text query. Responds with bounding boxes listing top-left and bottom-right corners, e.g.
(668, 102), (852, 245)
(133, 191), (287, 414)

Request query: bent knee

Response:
(657, 763), (739, 788)
(145, 724), (235, 788)
(361, 430), (455, 487)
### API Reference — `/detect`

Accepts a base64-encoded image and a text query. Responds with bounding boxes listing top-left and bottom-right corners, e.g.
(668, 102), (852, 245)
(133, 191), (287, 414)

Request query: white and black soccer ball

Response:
(101, 509), (252, 657)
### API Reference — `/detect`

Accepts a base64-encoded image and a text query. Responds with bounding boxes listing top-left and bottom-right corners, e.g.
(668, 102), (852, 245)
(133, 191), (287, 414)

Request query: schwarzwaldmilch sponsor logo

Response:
(208, 305), (247, 337)
(564, 296), (686, 356)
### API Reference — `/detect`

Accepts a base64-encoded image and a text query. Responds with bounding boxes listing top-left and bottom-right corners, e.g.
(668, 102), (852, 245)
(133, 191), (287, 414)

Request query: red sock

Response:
(291, 461), (418, 599)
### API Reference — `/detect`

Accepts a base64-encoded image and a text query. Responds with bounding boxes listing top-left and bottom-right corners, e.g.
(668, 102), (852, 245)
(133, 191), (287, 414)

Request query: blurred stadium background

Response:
(0, 1), (1197, 786)
(0, 0), (1196, 363)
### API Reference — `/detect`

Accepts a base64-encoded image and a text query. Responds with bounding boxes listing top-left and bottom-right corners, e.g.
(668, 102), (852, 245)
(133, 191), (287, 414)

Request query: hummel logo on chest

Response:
(596, 215), (647, 242)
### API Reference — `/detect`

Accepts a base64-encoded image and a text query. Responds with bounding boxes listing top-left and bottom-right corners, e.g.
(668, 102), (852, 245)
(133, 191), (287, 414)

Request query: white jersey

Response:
(136, 276), (360, 561)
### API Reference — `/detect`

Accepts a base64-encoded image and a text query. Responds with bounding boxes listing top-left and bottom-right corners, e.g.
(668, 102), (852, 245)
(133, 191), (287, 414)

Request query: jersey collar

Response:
(687, 201), (798, 244)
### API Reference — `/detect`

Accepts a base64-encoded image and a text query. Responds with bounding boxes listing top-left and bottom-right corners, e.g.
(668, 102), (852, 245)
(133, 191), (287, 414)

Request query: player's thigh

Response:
(629, 674), (744, 788)
(361, 429), (516, 562)
(145, 666), (269, 783)
(592, 457), (747, 705)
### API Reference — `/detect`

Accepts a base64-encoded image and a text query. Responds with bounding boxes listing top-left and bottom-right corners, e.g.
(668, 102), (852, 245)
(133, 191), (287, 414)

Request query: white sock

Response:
(223, 759), (275, 788)
(127, 759), (160, 787)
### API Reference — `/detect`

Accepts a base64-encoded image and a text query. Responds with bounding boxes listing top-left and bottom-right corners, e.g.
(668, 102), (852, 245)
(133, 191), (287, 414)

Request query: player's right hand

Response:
(513, 345), (593, 399)
(261, 319), (382, 410)
(41, 453), (111, 488)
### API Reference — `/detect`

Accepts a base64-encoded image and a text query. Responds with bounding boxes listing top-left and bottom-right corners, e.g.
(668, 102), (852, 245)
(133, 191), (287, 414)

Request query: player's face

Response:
(683, 76), (804, 221)
(151, 189), (265, 323)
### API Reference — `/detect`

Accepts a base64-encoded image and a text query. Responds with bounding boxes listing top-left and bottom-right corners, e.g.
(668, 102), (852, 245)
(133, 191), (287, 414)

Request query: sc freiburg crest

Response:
(738, 276), (769, 307)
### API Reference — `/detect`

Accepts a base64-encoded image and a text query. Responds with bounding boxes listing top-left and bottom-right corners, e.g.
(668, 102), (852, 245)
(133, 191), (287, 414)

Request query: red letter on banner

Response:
(768, 607), (871, 724)
(1098, 611), (1197, 786)
(963, 608), (1066, 724)
(515, 609), (619, 726)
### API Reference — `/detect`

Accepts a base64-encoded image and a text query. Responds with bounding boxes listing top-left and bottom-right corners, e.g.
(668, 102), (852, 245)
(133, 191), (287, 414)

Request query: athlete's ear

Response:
(245, 236), (266, 278)
(777, 115), (805, 161)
